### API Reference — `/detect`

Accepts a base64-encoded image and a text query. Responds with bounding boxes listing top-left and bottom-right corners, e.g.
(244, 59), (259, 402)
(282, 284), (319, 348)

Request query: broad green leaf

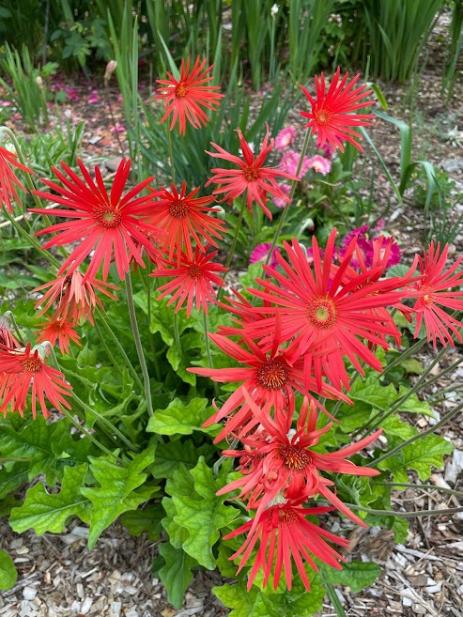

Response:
(214, 584), (268, 617)
(397, 389), (433, 416)
(378, 434), (453, 482)
(0, 550), (17, 591)
(164, 458), (239, 569)
(380, 415), (417, 440)
(350, 376), (397, 410)
(323, 561), (381, 593)
(151, 439), (213, 480)
(162, 497), (189, 549)
(157, 543), (197, 608)
(147, 398), (211, 436)
(120, 505), (163, 541)
(10, 464), (90, 534)
(0, 464), (29, 499)
(82, 448), (157, 549)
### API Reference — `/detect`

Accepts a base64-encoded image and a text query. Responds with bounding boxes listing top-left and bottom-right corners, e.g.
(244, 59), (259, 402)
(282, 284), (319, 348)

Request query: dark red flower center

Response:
(279, 444), (312, 470)
(256, 358), (288, 390)
(307, 296), (337, 328)
(22, 356), (42, 373)
(188, 264), (204, 279)
(96, 208), (122, 229)
(314, 108), (331, 126)
(277, 507), (297, 524)
(175, 83), (188, 98)
(243, 166), (260, 182)
(168, 199), (188, 218)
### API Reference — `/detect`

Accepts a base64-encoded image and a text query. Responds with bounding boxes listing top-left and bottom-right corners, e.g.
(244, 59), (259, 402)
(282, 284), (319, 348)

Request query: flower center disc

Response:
(243, 166), (260, 182)
(315, 109), (330, 126)
(175, 84), (188, 98)
(257, 358), (288, 390)
(168, 199), (188, 218)
(22, 356), (42, 373)
(97, 208), (122, 229)
(279, 444), (312, 470)
(307, 296), (337, 328)
(188, 264), (203, 279)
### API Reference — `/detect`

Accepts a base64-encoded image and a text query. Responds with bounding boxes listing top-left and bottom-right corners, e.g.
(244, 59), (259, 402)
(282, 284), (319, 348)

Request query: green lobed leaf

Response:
(120, 505), (163, 541)
(157, 543), (197, 608)
(151, 439), (213, 480)
(82, 447), (157, 549)
(323, 561), (381, 593)
(378, 433), (453, 482)
(0, 549), (17, 591)
(10, 464), (90, 535)
(163, 458), (239, 569)
(147, 398), (212, 436)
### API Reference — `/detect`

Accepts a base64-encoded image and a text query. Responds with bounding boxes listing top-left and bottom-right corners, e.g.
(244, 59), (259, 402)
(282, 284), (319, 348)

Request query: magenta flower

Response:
(88, 90), (101, 105)
(275, 126), (297, 150)
(272, 182), (291, 208)
(250, 242), (281, 268)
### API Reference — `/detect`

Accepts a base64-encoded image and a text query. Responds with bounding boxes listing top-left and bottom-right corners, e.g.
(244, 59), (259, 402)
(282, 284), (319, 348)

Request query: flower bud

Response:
(104, 60), (118, 84)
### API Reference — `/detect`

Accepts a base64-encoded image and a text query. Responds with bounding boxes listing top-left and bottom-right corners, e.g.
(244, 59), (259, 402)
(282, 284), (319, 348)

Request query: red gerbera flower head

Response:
(219, 394), (381, 527)
(31, 158), (161, 281)
(148, 181), (226, 261)
(206, 127), (297, 219)
(410, 241), (463, 348)
(151, 246), (226, 316)
(34, 270), (117, 325)
(0, 315), (20, 350)
(156, 56), (223, 135)
(0, 343), (72, 418)
(245, 229), (405, 389)
(0, 145), (32, 213)
(188, 330), (347, 443)
(225, 501), (348, 591)
(300, 68), (374, 152)
(38, 316), (81, 355)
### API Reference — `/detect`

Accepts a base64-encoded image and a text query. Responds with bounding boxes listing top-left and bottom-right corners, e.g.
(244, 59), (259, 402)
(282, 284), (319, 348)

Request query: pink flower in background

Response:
(339, 224), (401, 270)
(275, 126), (297, 150)
(64, 86), (79, 102)
(88, 90), (101, 105)
(250, 242), (281, 268)
(272, 182), (291, 208)
(112, 122), (125, 134)
(307, 155), (331, 175)
(322, 143), (335, 159)
(279, 150), (312, 179)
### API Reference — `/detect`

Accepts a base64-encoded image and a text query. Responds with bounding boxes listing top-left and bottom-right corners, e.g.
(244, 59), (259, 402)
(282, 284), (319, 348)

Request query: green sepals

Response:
(147, 398), (213, 436)
(377, 433), (453, 482)
(322, 561), (381, 593)
(10, 464), (91, 534)
(163, 457), (239, 569)
(155, 543), (198, 608)
(0, 550), (17, 591)
(82, 447), (157, 549)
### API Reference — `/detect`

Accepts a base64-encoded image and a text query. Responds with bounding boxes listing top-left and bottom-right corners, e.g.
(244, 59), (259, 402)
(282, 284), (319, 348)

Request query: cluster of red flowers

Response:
(1, 62), (462, 593)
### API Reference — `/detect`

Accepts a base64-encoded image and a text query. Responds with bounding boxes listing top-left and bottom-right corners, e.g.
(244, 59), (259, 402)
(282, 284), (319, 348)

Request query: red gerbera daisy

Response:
(0, 343), (72, 418)
(246, 230), (405, 389)
(34, 271), (117, 325)
(410, 241), (463, 347)
(219, 394), (381, 527)
(0, 145), (32, 212)
(0, 315), (20, 350)
(225, 502), (348, 591)
(206, 128), (297, 218)
(300, 68), (374, 152)
(31, 158), (161, 281)
(151, 247), (226, 316)
(156, 57), (223, 135)
(38, 317), (81, 355)
(149, 181), (226, 261)
(188, 331), (346, 443)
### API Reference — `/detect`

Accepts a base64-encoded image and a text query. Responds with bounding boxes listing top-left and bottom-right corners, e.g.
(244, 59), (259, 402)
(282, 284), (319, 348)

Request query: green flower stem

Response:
(125, 271), (153, 417)
(319, 570), (347, 617)
(59, 406), (113, 457)
(2, 208), (60, 268)
(203, 310), (219, 398)
(372, 399), (463, 467)
(3, 311), (24, 344)
(265, 128), (313, 265)
(356, 345), (448, 436)
(217, 199), (246, 302)
(166, 127), (176, 183)
(345, 502), (463, 519)
(173, 311), (182, 358)
(71, 391), (137, 452)
(375, 481), (463, 498)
